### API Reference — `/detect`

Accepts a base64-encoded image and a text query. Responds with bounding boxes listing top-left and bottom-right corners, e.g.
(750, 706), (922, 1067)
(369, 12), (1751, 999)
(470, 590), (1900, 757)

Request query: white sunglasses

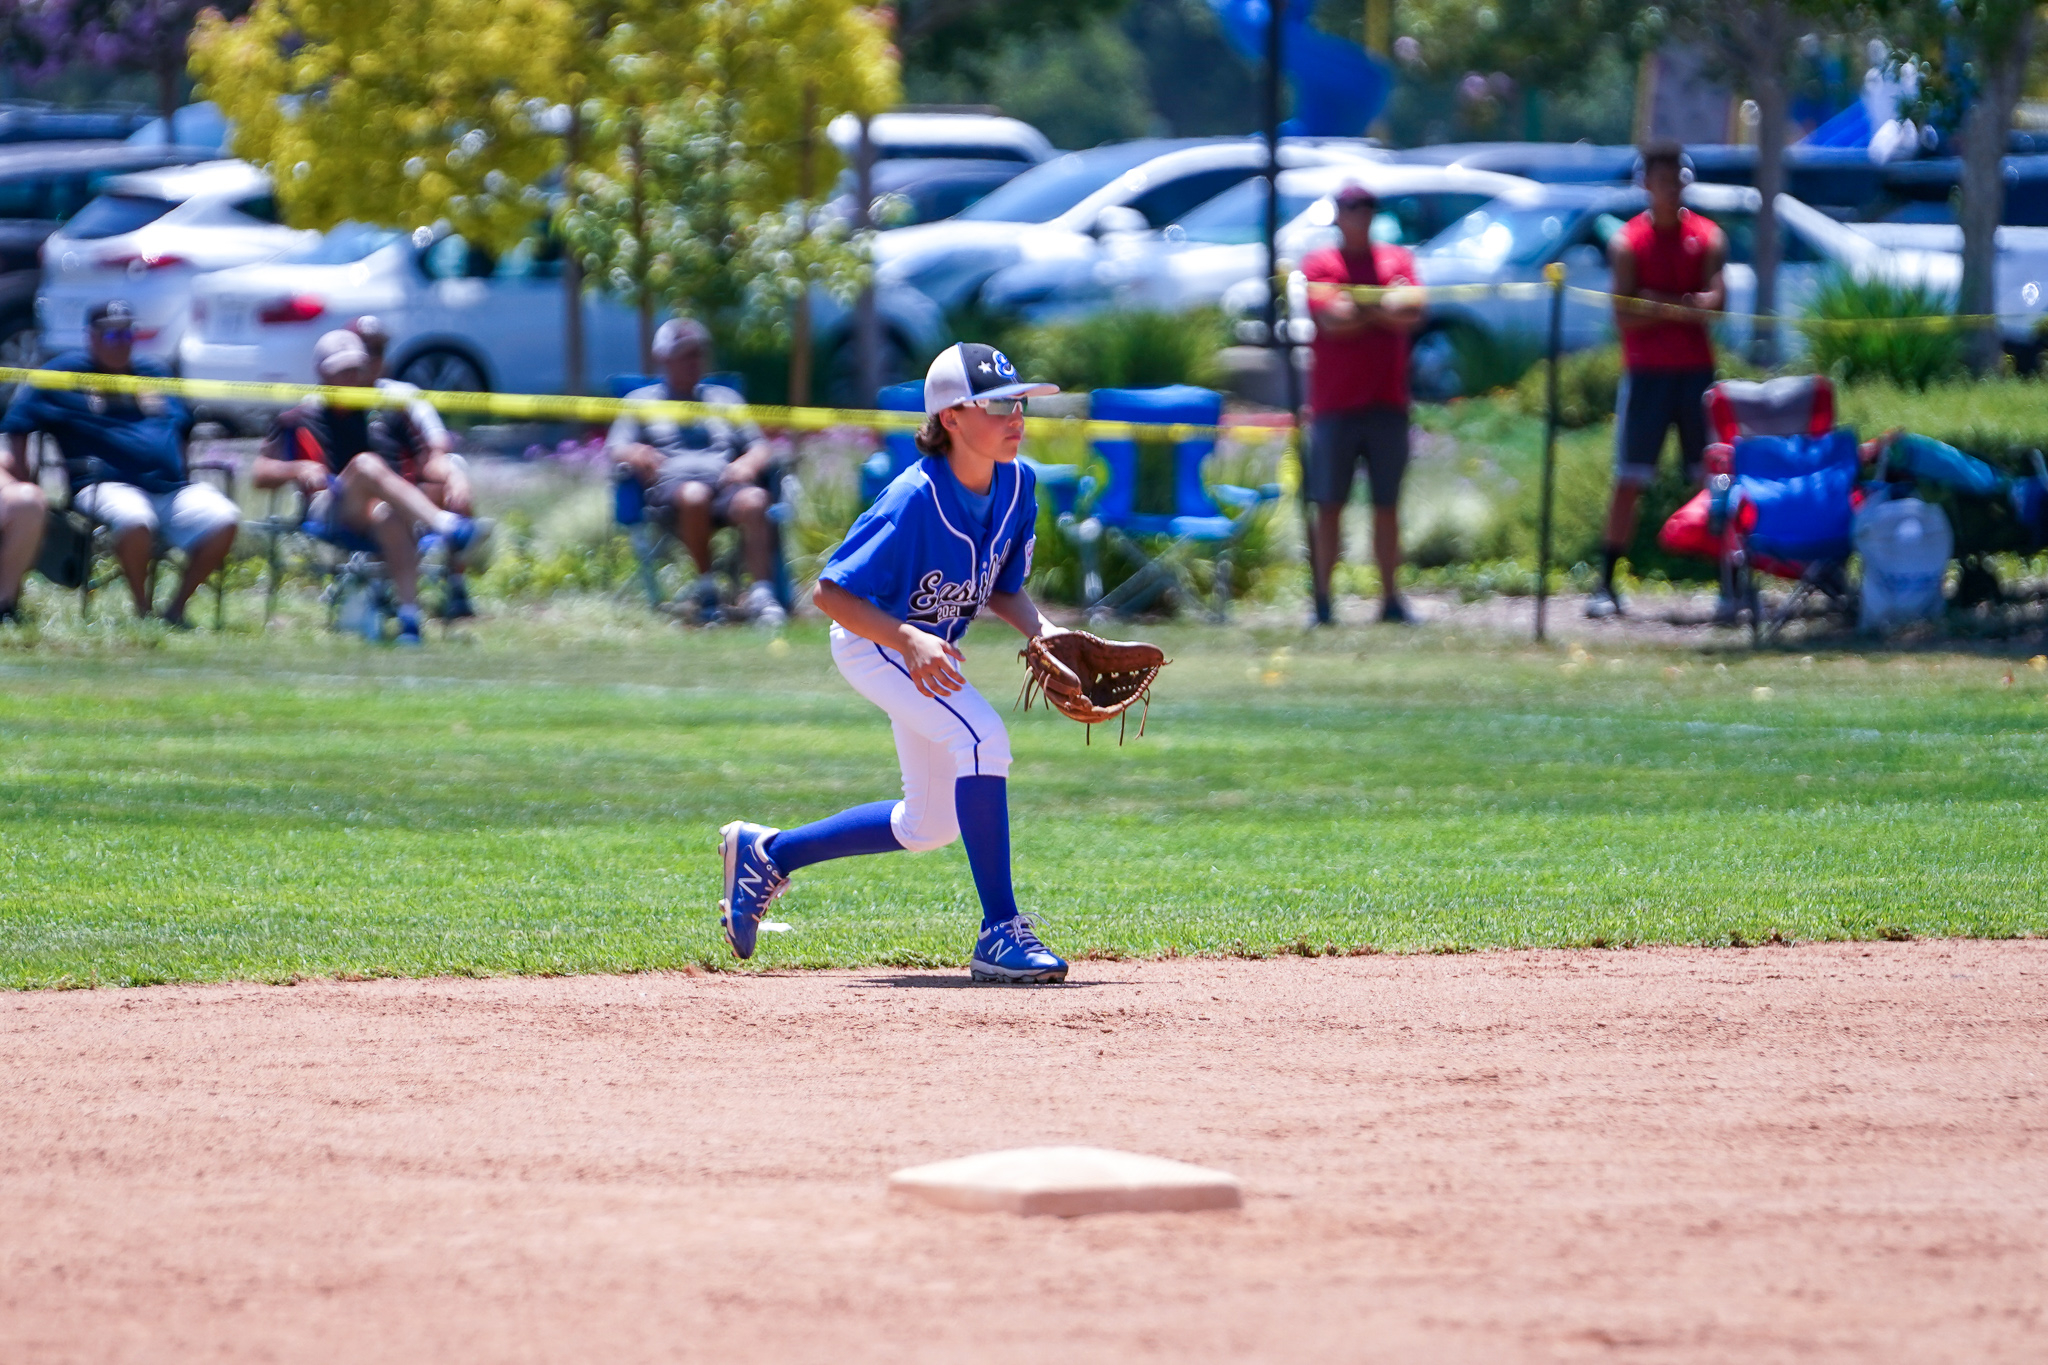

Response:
(960, 397), (1029, 416)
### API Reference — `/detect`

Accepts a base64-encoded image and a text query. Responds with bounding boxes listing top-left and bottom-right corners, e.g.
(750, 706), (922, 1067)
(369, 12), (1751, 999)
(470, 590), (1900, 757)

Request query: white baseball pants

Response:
(830, 624), (1011, 853)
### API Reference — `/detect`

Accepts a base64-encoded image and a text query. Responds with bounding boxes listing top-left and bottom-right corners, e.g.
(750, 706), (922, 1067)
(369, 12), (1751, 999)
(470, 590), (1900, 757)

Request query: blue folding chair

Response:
(1070, 385), (1280, 621)
(606, 372), (796, 615)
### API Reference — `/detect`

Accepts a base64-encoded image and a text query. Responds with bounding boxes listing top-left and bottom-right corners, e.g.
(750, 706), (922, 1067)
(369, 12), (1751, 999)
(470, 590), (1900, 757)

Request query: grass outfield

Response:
(2, 610), (2045, 987)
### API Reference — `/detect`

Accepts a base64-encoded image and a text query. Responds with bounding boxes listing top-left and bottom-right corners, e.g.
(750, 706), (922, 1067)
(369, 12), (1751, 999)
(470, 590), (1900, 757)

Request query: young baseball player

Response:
(717, 342), (1069, 983)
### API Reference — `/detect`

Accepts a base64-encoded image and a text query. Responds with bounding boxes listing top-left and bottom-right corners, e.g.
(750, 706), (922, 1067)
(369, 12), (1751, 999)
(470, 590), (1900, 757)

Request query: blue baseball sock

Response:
(765, 801), (902, 873)
(954, 775), (1019, 930)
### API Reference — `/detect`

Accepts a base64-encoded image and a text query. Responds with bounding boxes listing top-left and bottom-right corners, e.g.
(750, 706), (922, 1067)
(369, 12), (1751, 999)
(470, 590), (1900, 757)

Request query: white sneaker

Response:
(740, 582), (786, 628)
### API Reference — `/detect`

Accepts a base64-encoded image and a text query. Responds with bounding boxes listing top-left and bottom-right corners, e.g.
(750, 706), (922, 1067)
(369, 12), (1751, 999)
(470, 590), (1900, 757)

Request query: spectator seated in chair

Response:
(0, 420), (43, 625)
(251, 329), (486, 647)
(607, 316), (783, 626)
(348, 314), (477, 619)
(1, 299), (239, 628)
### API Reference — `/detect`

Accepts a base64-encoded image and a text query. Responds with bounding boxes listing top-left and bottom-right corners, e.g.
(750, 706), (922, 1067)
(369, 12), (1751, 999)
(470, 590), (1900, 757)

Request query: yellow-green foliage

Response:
(191, 0), (898, 254)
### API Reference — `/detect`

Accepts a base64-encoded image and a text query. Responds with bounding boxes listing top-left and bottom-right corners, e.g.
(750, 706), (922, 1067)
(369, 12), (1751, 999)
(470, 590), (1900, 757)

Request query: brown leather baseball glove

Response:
(1019, 630), (1168, 742)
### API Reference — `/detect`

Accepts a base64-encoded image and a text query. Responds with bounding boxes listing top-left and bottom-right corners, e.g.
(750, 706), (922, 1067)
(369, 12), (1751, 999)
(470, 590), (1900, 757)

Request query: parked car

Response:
(823, 157), (1029, 230)
(874, 137), (1385, 315)
(0, 140), (219, 367)
(977, 161), (1530, 323)
(0, 102), (155, 145)
(826, 110), (1055, 166)
(37, 159), (311, 363)
(180, 221), (947, 411)
(1276, 180), (1963, 401)
(121, 102), (233, 154)
(1846, 221), (2048, 355)
(1399, 141), (1919, 222)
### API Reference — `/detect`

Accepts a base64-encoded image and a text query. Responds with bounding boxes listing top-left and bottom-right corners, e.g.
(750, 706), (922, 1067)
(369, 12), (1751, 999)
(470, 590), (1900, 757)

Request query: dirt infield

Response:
(4, 942), (2044, 1364)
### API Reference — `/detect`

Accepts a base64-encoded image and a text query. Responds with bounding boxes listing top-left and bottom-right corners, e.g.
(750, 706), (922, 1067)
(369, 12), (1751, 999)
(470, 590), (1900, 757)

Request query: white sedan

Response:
(980, 162), (1531, 322)
(181, 222), (949, 406)
(873, 137), (1385, 316)
(37, 160), (313, 362)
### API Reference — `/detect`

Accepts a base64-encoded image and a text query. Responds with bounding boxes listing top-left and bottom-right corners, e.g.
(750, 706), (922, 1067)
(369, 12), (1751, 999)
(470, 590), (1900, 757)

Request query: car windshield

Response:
(1172, 178), (1317, 244)
(285, 223), (403, 265)
(956, 144), (1169, 224)
(63, 192), (176, 240)
(1419, 202), (1587, 268)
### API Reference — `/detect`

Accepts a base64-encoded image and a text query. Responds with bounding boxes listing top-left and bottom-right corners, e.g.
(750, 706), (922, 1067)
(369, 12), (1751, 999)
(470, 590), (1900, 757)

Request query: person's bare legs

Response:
(335, 458), (424, 609)
(0, 479), (46, 610)
(364, 503), (421, 607)
(1311, 502), (1344, 615)
(338, 453), (447, 532)
(1373, 505), (1402, 608)
(166, 523), (236, 621)
(674, 482), (717, 574)
(113, 524), (154, 616)
(729, 486), (774, 583)
(1603, 483), (1643, 558)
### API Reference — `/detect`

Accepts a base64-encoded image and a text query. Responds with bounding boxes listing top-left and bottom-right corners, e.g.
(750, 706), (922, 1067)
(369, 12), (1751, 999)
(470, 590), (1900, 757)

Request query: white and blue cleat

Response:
(971, 914), (1068, 984)
(718, 821), (788, 960)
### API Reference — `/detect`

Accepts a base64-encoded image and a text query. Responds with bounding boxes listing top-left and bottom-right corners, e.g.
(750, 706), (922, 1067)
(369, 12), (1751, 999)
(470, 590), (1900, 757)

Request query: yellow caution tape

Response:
(1294, 279), (2020, 333)
(0, 364), (1299, 448)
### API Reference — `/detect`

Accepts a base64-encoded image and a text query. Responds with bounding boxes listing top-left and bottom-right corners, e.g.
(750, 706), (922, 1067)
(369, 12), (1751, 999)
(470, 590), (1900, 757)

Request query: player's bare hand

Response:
(900, 630), (966, 697)
(717, 462), (751, 487)
(295, 462), (328, 495)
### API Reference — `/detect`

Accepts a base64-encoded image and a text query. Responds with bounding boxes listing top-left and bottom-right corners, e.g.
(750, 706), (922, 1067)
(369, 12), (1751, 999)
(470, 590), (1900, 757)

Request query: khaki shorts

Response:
(74, 482), (240, 552)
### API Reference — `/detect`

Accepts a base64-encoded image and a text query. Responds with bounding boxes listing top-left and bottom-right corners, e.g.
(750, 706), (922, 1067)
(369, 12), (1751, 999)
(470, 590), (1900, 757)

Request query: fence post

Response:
(1535, 261), (1564, 644)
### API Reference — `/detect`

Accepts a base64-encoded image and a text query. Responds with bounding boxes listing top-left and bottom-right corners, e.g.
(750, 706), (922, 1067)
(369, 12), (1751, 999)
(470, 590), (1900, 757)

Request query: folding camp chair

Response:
(1069, 385), (1280, 621)
(1658, 376), (1852, 642)
(29, 430), (237, 628)
(607, 372), (797, 619)
(253, 457), (467, 637)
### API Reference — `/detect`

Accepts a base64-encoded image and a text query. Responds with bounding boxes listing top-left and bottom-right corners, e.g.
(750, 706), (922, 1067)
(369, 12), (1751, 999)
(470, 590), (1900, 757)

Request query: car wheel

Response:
(396, 348), (488, 393)
(1408, 325), (1469, 403)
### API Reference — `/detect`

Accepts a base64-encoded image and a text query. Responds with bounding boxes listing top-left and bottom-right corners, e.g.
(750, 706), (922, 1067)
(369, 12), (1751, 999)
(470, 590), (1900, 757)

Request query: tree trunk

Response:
(157, 52), (179, 145)
(629, 108), (652, 373)
(1958, 7), (2035, 375)
(853, 114), (880, 404)
(1745, 3), (1791, 368)
(789, 83), (817, 408)
(563, 103), (586, 396)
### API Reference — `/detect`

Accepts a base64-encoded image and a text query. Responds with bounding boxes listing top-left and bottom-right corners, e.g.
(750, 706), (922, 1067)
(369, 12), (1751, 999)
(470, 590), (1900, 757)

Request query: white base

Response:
(888, 1145), (1242, 1217)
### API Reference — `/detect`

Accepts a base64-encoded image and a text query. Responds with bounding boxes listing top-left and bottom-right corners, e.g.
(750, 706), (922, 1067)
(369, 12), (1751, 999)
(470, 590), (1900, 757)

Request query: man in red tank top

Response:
(1587, 141), (1726, 619)
(1302, 183), (1423, 626)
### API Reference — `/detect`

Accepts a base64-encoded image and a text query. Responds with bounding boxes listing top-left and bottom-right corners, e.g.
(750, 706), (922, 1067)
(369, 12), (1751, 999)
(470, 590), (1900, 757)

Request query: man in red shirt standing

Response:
(1588, 140), (1726, 619)
(1303, 183), (1424, 626)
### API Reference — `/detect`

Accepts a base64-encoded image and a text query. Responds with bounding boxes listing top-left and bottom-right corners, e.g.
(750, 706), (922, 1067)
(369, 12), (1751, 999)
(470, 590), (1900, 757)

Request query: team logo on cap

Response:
(992, 350), (1018, 381)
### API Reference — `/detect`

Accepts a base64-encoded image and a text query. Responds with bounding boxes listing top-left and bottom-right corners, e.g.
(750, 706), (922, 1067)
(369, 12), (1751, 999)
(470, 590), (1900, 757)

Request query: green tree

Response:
(1880, 0), (2040, 373)
(1669, 2), (1873, 364)
(192, 0), (571, 254)
(561, 0), (892, 391)
(192, 0), (892, 395)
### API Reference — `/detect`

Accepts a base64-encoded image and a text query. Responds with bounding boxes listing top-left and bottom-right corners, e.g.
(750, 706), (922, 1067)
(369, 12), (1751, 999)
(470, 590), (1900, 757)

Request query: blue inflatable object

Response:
(1207, 0), (1391, 137)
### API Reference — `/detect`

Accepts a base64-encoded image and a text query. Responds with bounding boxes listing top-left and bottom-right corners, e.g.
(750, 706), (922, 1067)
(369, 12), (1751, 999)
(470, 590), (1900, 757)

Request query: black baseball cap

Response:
(87, 300), (136, 331)
(923, 342), (1058, 415)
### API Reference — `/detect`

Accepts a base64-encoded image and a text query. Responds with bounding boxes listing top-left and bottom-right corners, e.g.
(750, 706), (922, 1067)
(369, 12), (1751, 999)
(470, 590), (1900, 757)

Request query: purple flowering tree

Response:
(0, 1), (249, 137)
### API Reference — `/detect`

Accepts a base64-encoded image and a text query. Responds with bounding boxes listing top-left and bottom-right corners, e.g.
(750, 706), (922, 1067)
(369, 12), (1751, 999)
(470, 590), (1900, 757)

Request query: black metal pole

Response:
(1535, 261), (1564, 643)
(1263, 0), (1305, 585)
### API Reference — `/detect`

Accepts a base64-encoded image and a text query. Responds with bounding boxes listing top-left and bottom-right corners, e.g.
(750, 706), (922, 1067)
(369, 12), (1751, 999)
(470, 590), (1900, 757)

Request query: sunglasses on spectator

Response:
(963, 397), (1028, 416)
(94, 327), (135, 342)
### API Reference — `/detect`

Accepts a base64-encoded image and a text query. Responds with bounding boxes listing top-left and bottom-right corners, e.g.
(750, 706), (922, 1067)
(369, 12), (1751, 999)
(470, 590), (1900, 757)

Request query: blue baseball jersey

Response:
(821, 455), (1037, 643)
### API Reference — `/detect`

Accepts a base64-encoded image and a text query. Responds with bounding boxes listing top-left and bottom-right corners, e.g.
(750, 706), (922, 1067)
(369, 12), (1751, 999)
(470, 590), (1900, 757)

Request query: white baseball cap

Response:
(312, 329), (371, 380)
(652, 316), (712, 359)
(923, 342), (1058, 415)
